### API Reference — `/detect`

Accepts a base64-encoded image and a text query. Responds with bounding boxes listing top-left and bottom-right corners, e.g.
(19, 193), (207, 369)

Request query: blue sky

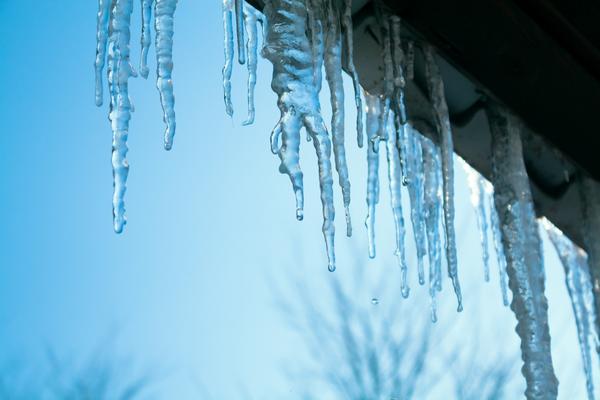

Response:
(0, 1), (595, 398)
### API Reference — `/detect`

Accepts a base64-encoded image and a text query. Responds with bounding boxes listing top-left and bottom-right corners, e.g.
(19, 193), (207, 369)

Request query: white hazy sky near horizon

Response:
(0, 1), (595, 398)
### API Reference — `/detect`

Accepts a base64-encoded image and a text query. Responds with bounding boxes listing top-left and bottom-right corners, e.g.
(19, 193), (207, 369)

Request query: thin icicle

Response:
(489, 186), (510, 306)
(222, 0), (235, 117)
(421, 135), (443, 321)
(580, 175), (600, 349)
(242, 3), (261, 125)
(324, 0), (352, 237)
(544, 220), (595, 400)
(94, 0), (111, 106)
(365, 94), (381, 259)
(341, 0), (363, 148)
(423, 45), (462, 312)
(486, 103), (558, 399)
(385, 110), (409, 298)
(262, 0), (336, 272)
(139, 0), (154, 79)
(107, 0), (136, 233)
(464, 162), (491, 282)
(374, 3), (393, 145)
(154, 0), (178, 150)
(405, 40), (414, 81)
(235, 0), (246, 65)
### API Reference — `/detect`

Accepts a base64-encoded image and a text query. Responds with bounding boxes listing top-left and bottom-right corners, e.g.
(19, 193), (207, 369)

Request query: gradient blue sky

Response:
(0, 1), (595, 398)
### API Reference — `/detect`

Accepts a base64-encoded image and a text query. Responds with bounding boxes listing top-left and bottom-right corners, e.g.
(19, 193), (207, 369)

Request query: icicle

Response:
(324, 0), (352, 237)
(580, 176), (600, 348)
(242, 3), (261, 126)
(402, 126), (427, 285)
(374, 3), (393, 145)
(107, 0), (136, 233)
(544, 220), (595, 400)
(235, 0), (246, 65)
(154, 0), (178, 150)
(464, 162), (491, 282)
(222, 0), (235, 117)
(423, 45), (462, 312)
(421, 135), (443, 321)
(405, 40), (414, 81)
(365, 94), (381, 259)
(486, 103), (558, 399)
(489, 187), (510, 306)
(262, 0), (336, 272)
(94, 0), (111, 106)
(341, 0), (363, 148)
(139, 0), (154, 79)
(385, 111), (409, 298)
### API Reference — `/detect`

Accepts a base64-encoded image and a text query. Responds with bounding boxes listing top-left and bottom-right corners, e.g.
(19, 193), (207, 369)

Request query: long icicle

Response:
(222, 0), (235, 117)
(262, 0), (336, 272)
(489, 184), (510, 306)
(235, 0), (246, 65)
(94, 0), (111, 106)
(154, 0), (178, 150)
(423, 45), (462, 311)
(421, 135), (443, 321)
(486, 103), (558, 399)
(365, 94), (381, 259)
(464, 162), (491, 282)
(242, 3), (260, 125)
(544, 220), (595, 400)
(341, 0), (363, 148)
(324, 0), (352, 237)
(385, 110), (409, 298)
(139, 0), (154, 79)
(107, 0), (136, 233)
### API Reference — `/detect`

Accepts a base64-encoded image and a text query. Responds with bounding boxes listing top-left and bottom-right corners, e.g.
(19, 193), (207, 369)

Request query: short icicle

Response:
(544, 220), (596, 400)
(486, 102), (558, 399)
(235, 0), (246, 65)
(262, 0), (336, 272)
(242, 3), (261, 125)
(107, 0), (136, 233)
(341, 0), (363, 148)
(139, 0), (154, 79)
(94, 0), (111, 106)
(365, 93), (381, 259)
(421, 135), (443, 321)
(323, 0), (352, 237)
(423, 45), (462, 312)
(464, 162), (491, 282)
(489, 185), (510, 306)
(154, 0), (178, 150)
(222, 0), (235, 117)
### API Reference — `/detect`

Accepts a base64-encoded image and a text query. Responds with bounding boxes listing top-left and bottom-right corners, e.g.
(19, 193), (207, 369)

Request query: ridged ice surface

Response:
(421, 135), (443, 321)
(423, 45), (462, 312)
(106, 0), (136, 233)
(139, 0), (153, 79)
(222, 0), (234, 117)
(487, 103), (558, 399)
(490, 186), (510, 306)
(580, 176), (600, 344)
(242, 3), (262, 125)
(365, 94), (381, 259)
(94, 0), (111, 106)
(544, 219), (597, 400)
(262, 0), (336, 271)
(154, 0), (178, 150)
(464, 162), (491, 282)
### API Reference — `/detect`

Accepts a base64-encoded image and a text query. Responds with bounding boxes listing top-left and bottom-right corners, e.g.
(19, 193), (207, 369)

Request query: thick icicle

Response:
(222, 0), (235, 117)
(403, 126), (427, 285)
(262, 0), (336, 272)
(341, 0), (364, 148)
(365, 94), (381, 259)
(154, 0), (178, 150)
(580, 176), (600, 346)
(423, 45), (462, 311)
(544, 220), (595, 400)
(385, 111), (410, 298)
(323, 0), (352, 237)
(486, 103), (558, 399)
(421, 135), (443, 321)
(235, 0), (246, 65)
(107, 0), (136, 233)
(464, 162), (491, 282)
(242, 3), (261, 125)
(94, 0), (111, 106)
(489, 187), (510, 306)
(139, 0), (154, 79)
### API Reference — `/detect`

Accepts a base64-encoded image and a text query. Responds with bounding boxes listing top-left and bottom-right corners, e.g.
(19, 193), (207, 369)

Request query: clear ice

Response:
(464, 162), (491, 282)
(489, 187), (510, 306)
(242, 3), (262, 125)
(342, 0), (364, 149)
(544, 220), (597, 400)
(486, 103), (558, 399)
(222, 0), (234, 117)
(365, 94), (381, 259)
(94, 0), (111, 107)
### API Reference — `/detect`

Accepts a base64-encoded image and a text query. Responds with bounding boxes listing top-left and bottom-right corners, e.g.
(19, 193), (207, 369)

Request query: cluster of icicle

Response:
(95, 0), (178, 233)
